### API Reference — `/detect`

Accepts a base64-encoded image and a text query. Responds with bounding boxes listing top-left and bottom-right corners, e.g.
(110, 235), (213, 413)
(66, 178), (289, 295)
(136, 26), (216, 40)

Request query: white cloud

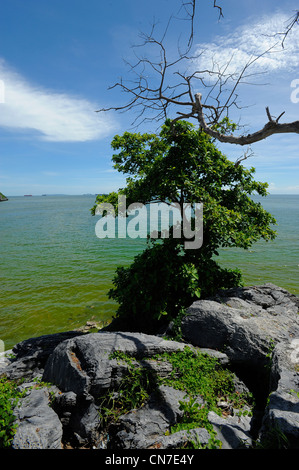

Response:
(0, 60), (117, 142)
(194, 12), (299, 77)
(268, 182), (299, 194)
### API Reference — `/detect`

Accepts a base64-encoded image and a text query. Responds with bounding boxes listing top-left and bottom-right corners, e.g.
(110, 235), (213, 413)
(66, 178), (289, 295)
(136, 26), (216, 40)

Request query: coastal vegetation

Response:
(0, 377), (24, 448)
(0, 192), (8, 202)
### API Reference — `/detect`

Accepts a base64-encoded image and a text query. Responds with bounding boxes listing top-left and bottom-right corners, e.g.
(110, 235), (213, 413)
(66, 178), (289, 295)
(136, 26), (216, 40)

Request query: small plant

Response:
(155, 347), (254, 447)
(289, 389), (299, 399)
(99, 352), (156, 428)
(170, 396), (222, 449)
(265, 338), (276, 371)
(169, 307), (186, 341)
(171, 397), (212, 434)
(0, 377), (25, 448)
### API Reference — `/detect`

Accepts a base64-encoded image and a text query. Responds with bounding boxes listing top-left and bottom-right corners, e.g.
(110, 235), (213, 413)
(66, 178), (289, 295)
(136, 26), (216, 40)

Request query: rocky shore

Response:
(1, 283), (299, 450)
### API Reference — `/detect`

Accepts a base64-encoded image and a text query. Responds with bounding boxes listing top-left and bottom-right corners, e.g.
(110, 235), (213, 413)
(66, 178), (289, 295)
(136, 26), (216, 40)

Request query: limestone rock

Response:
(181, 283), (299, 448)
(2, 331), (86, 381)
(12, 388), (63, 449)
(208, 411), (252, 449)
(181, 283), (299, 368)
(42, 331), (188, 397)
(108, 385), (205, 449)
(258, 341), (299, 448)
(2, 284), (298, 450)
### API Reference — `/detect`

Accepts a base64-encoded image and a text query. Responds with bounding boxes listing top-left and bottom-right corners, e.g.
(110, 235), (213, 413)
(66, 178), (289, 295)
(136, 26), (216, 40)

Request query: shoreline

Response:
(1, 283), (298, 353)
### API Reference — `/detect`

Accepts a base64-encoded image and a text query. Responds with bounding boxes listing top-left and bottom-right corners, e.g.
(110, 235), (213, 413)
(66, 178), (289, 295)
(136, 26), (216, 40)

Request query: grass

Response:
(99, 346), (254, 448)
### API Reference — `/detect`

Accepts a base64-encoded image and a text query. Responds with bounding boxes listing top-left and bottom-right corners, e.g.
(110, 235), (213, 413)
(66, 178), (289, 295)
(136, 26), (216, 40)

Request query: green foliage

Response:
(211, 116), (238, 135)
(158, 347), (253, 449)
(108, 238), (201, 333)
(91, 191), (124, 216)
(99, 347), (254, 449)
(0, 377), (25, 448)
(157, 347), (254, 411)
(93, 119), (276, 332)
(99, 352), (156, 428)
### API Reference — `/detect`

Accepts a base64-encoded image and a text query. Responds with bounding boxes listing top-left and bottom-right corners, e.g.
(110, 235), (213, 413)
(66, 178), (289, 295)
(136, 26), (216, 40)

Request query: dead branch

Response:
(195, 92), (299, 145)
(234, 147), (254, 166)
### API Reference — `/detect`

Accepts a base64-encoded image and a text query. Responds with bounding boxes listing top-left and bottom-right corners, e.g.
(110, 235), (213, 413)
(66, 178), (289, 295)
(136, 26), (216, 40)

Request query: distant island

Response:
(0, 192), (8, 202)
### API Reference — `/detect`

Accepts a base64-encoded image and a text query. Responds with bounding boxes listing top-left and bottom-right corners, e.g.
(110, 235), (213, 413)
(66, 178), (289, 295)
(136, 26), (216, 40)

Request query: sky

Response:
(0, 0), (298, 196)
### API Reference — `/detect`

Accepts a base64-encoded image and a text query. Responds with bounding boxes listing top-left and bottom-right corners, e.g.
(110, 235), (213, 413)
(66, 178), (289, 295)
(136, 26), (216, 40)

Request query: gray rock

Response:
(2, 331), (85, 381)
(258, 341), (299, 448)
(12, 388), (63, 449)
(67, 395), (101, 445)
(208, 411), (252, 449)
(108, 385), (194, 449)
(156, 427), (211, 449)
(181, 284), (299, 368)
(41, 332), (201, 448)
(4, 284), (299, 450)
(42, 332), (189, 397)
(181, 284), (299, 448)
(6, 330), (230, 450)
(197, 348), (230, 366)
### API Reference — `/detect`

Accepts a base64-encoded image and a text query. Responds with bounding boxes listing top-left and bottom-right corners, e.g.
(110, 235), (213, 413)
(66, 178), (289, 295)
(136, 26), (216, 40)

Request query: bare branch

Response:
(213, 0), (224, 20)
(280, 10), (299, 47)
(195, 93), (299, 145)
(234, 147), (254, 167)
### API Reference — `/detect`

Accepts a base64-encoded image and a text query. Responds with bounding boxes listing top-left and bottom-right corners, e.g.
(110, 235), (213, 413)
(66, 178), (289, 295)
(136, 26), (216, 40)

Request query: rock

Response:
(40, 332), (199, 448)
(181, 283), (299, 448)
(2, 331), (86, 381)
(41, 331), (240, 449)
(208, 411), (252, 449)
(66, 395), (101, 446)
(12, 388), (63, 449)
(157, 427), (211, 449)
(108, 385), (205, 449)
(42, 332), (189, 397)
(181, 283), (299, 368)
(196, 348), (230, 366)
(2, 284), (298, 450)
(258, 341), (299, 448)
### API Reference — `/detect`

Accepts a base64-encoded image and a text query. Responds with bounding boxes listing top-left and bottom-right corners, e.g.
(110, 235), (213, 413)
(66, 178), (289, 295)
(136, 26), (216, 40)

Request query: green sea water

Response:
(0, 194), (298, 350)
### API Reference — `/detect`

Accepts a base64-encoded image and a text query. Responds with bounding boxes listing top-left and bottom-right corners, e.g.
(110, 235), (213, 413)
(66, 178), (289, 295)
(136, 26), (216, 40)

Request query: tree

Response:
(93, 120), (277, 333)
(97, 1), (299, 147)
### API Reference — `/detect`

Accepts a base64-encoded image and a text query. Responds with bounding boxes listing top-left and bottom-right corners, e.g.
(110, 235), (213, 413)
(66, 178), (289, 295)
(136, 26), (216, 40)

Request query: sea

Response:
(0, 194), (298, 350)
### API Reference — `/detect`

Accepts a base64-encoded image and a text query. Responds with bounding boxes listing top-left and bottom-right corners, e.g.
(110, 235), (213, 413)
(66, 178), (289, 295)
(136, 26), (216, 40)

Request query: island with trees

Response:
(0, 192), (8, 202)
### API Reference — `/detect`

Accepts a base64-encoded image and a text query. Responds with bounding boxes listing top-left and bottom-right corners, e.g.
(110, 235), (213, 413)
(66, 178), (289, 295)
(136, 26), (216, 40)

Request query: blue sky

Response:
(0, 0), (298, 196)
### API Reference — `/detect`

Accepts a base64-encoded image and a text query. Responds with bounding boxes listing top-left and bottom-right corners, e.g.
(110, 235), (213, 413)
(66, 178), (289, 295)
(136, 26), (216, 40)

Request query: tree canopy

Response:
(92, 120), (277, 333)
